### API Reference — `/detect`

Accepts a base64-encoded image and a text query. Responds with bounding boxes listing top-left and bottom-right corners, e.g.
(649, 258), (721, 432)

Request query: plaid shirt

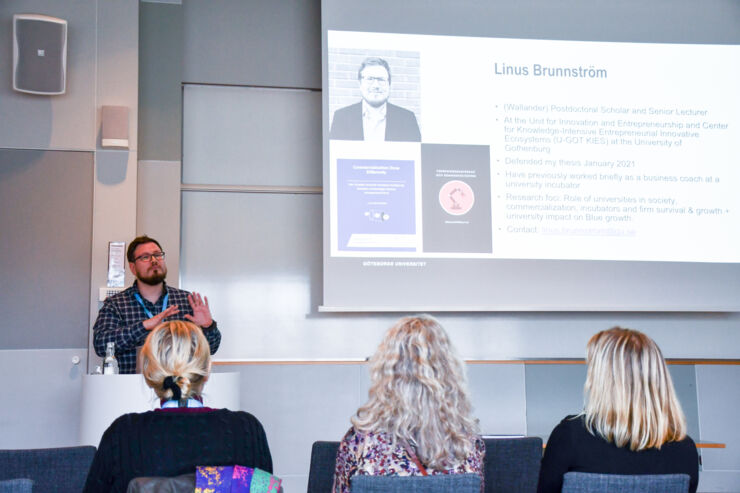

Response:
(92, 282), (221, 374)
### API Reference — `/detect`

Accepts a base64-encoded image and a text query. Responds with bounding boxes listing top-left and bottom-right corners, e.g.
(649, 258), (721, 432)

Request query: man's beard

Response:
(365, 96), (388, 108)
(137, 267), (167, 286)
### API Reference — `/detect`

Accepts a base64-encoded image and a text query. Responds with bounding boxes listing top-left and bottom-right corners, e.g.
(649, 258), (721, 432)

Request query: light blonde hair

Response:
(352, 315), (479, 469)
(140, 320), (211, 401)
(583, 327), (687, 451)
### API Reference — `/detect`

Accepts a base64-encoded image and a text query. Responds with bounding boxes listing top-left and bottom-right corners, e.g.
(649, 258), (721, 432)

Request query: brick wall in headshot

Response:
(328, 48), (421, 129)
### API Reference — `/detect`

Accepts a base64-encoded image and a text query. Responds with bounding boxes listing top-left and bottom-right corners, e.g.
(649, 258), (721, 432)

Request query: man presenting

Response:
(92, 235), (221, 373)
(330, 57), (421, 142)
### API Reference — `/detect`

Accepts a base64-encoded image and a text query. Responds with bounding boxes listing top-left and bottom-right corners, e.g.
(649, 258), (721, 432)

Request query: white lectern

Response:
(79, 372), (240, 447)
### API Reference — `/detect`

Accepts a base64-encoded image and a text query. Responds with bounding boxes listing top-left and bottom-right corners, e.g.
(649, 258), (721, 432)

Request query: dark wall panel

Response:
(139, 2), (183, 161)
(182, 0), (321, 88)
(0, 149), (93, 349)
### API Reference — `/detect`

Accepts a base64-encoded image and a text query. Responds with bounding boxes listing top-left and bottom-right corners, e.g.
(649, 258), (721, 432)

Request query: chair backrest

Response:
(351, 473), (481, 493)
(307, 441), (340, 493)
(561, 472), (690, 493)
(126, 473), (196, 493)
(307, 437), (544, 493)
(0, 446), (97, 493)
(483, 437), (542, 493)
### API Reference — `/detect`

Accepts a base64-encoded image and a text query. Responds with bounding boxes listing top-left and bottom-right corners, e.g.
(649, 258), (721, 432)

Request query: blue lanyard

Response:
(134, 292), (168, 319)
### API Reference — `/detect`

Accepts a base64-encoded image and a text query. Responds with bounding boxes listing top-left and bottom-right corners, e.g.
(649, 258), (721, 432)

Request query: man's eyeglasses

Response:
(361, 76), (389, 85)
(134, 251), (165, 263)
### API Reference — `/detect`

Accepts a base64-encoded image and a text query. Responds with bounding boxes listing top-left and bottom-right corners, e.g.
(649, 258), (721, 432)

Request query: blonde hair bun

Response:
(140, 321), (211, 401)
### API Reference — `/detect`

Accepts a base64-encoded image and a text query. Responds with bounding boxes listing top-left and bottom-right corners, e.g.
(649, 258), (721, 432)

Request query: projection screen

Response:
(321, 0), (740, 311)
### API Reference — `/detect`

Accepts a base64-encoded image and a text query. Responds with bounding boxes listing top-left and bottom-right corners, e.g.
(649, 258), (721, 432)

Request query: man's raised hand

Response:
(142, 304), (180, 330)
(186, 292), (213, 328)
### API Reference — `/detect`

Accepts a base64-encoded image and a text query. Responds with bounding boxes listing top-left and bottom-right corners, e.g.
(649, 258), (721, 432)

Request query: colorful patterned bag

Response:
(195, 466), (282, 493)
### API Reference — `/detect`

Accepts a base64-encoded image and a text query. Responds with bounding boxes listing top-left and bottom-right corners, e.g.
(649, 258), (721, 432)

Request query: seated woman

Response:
(537, 327), (699, 493)
(84, 321), (272, 493)
(333, 315), (485, 493)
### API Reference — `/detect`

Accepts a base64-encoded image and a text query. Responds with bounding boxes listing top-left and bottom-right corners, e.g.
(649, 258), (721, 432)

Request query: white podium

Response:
(79, 372), (240, 447)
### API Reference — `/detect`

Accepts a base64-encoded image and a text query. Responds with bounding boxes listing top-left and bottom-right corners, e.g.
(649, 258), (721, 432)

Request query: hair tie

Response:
(163, 375), (182, 401)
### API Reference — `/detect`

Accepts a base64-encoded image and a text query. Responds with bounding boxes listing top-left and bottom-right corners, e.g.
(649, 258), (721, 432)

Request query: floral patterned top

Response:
(332, 427), (486, 493)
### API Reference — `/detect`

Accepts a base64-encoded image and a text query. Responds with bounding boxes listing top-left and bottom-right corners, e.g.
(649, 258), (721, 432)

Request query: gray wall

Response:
(0, 0), (139, 447)
(0, 1), (100, 352)
(182, 0), (320, 88)
(0, 349), (87, 448)
(138, 2), (182, 162)
(0, 1), (139, 351)
(0, 2), (96, 150)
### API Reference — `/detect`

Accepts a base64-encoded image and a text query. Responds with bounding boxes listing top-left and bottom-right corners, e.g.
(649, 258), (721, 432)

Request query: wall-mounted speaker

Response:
(13, 14), (68, 95)
(101, 106), (130, 149)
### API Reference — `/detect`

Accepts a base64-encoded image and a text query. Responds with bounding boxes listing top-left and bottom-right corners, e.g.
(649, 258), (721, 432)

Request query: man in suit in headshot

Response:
(330, 57), (421, 142)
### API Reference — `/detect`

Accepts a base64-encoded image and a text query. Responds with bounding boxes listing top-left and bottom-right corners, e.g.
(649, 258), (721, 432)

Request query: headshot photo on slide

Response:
(328, 47), (421, 142)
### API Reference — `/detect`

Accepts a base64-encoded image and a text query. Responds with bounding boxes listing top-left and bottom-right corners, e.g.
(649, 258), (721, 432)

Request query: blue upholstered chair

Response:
(0, 479), (33, 493)
(482, 437), (542, 493)
(561, 472), (690, 493)
(0, 446), (96, 493)
(307, 441), (340, 493)
(126, 473), (196, 493)
(307, 437), (543, 493)
(352, 473), (481, 493)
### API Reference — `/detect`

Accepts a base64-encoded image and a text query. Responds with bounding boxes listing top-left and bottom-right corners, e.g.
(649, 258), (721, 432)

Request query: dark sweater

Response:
(537, 415), (699, 493)
(83, 408), (272, 493)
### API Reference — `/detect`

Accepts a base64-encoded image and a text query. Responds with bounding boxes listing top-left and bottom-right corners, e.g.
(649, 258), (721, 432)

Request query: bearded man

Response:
(92, 235), (220, 373)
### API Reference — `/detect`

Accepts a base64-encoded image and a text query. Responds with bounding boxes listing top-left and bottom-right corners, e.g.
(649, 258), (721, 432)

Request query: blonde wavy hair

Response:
(140, 320), (211, 401)
(352, 315), (479, 469)
(583, 327), (687, 451)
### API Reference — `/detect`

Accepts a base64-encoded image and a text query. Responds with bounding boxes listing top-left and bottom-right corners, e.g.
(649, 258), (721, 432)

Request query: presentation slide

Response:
(328, 31), (740, 263)
(321, 0), (740, 311)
